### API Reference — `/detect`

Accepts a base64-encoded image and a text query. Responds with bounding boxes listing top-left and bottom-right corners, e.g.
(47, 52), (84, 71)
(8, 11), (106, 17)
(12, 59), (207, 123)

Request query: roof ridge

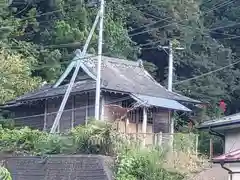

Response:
(103, 56), (139, 67)
(85, 54), (139, 67)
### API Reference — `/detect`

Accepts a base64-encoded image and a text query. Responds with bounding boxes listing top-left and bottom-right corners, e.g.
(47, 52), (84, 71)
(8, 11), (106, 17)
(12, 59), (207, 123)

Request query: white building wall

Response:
(228, 163), (240, 180)
(225, 129), (240, 153)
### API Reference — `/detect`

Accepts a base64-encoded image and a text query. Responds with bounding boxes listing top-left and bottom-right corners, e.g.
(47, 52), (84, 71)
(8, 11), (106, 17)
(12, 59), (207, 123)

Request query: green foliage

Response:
(0, 120), (116, 155)
(173, 133), (197, 153)
(2, 0), (240, 157)
(0, 121), (204, 180)
(115, 147), (194, 180)
(0, 166), (12, 180)
(0, 49), (41, 104)
(71, 120), (115, 154)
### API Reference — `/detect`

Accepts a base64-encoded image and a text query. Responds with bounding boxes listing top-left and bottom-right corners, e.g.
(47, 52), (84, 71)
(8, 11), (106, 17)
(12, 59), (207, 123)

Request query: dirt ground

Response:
(191, 164), (229, 180)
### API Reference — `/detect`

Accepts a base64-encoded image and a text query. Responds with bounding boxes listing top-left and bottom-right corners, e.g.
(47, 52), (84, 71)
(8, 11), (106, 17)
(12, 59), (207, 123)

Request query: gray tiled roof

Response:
(6, 55), (200, 104)
(85, 55), (199, 103)
(12, 80), (96, 102)
(198, 112), (240, 129)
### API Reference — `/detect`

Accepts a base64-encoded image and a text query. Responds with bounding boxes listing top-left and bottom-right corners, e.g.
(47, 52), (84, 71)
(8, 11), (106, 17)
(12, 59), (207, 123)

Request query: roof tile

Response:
(6, 55), (200, 104)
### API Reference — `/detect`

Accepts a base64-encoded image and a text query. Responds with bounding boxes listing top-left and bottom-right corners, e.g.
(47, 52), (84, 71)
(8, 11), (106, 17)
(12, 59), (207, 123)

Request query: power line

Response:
(173, 59), (240, 85)
(6, 1), (240, 50)
(136, 22), (240, 49)
(129, 0), (234, 37)
(18, 2), (145, 22)
(143, 11), (240, 40)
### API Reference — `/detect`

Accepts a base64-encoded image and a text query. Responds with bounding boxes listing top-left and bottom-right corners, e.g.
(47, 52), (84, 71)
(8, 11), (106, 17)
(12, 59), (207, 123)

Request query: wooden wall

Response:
(13, 103), (44, 130)
(11, 91), (170, 134)
(45, 92), (95, 132)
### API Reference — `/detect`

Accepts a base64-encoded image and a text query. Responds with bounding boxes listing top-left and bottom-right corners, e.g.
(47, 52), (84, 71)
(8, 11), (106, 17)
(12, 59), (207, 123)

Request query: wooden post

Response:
(71, 96), (75, 129)
(195, 134), (199, 157)
(210, 138), (213, 160)
(158, 132), (163, 146)
(142, 107), (147, 146)
(43, 100), (47, 131)
(125, 118), (129, 133)
(136, 110), (139, 133)
(169, 110), (174, 149)
(100, 96), (105, 121)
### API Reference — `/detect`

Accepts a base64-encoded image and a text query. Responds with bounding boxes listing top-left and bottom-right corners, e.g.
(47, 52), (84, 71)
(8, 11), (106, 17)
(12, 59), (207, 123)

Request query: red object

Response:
(212, 149), (240, 163)
(219, 100), (226, 112)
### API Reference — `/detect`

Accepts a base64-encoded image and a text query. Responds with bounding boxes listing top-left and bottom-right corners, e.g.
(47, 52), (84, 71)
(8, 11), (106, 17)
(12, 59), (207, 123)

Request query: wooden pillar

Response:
(43, 100), (47, 131)
(100, 95), (105, 121)
(210, 138), (213, 160)
(142, 107), (147, 146)
(125, 118), (129, 133)
(135, 110), (139, 133)
(158, 132), (163, 146)
(169, 110), (174, 149)
(195, 134), (199, 157)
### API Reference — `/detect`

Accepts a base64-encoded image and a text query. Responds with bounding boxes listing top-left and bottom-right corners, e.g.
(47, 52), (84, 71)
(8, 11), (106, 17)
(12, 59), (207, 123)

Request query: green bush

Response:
(0, 120), (116, 155)
(115, 148), (185, 180)
(0, 166), (12, 180)
(0, 121), (204, 180)
(71, 120), (115, 155)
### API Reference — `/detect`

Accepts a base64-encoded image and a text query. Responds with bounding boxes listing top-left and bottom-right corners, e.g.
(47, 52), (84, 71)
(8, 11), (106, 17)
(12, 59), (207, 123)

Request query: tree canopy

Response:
(1, 0), (240, 122)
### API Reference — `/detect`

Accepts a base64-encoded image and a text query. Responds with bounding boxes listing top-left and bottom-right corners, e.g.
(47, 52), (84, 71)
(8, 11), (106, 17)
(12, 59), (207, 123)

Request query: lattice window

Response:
(138, 108), (153, 124)
(121, 99), (134, 108)
(147, 108), (153, 124)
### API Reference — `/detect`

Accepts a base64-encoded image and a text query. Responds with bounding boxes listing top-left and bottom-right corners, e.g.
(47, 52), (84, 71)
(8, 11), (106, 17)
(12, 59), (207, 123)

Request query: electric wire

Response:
(129, 0), (234, 37)
(173, 59), (240, 85)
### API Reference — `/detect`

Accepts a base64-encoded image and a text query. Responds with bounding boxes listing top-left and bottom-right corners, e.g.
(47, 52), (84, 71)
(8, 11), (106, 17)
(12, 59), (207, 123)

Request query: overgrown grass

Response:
(0, 120), (206, 180)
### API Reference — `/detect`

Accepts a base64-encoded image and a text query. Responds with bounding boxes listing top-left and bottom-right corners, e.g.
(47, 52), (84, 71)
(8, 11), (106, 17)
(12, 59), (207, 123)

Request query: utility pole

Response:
(50, 8), (101, 133)
(159, 40), (184, 137)
(95, 0), (104, 120)
(168, 41), (173, 92)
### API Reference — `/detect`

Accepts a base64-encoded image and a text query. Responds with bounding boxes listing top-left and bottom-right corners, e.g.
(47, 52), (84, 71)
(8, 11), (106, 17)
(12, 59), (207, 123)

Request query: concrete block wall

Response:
(3, 155), (113, 180)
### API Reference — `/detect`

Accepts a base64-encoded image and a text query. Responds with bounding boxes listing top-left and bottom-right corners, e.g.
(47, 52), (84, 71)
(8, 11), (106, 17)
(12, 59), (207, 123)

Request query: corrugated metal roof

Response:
(198, 113), (240, 130)
(131, 94), (191, 112)
(213, 149), (240, 163)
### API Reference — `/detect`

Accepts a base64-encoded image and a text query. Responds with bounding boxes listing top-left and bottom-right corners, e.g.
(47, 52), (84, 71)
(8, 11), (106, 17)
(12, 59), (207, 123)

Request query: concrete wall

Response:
(225, 163), (240, 180)
(224, 128), (240, 153)
(3, 155), (113, 180)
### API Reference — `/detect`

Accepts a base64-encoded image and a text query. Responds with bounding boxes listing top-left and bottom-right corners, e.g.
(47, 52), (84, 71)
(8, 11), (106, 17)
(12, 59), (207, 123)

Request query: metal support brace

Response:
(50, 12), (100, 133)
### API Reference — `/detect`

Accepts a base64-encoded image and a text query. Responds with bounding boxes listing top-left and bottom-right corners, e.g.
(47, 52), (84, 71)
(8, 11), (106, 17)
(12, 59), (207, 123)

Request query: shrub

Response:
(0, 120), (117, 155)
(0, 166), (12, 180)
(0, 121), (206, 180)
(115, 147), (185, 180)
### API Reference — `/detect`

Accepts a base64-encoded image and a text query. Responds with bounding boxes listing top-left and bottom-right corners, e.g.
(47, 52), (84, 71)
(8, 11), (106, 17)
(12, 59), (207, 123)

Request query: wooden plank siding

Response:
(11, 92), (170, 134)
(45, 92), (95, 132)
(13, 103), (44, 130)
